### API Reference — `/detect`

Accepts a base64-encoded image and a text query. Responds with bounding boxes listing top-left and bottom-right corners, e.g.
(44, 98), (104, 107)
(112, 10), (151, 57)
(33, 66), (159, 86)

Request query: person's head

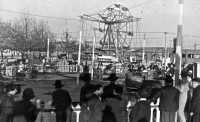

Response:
(138, 85), (152, 99)
(82, 73), (91, 83)
(181, 69), (188, 78)
(113, 85), (123, 96)
(107, 73), (118, 83)
(192, 78), (200, 88)
(0, 82), (5, 91)
(5, 84), (17, 95)
(165, 75), (173, 85)
(94, 84), (103, 96)
(22, 88), (35, 100)
(16, 85), (21, 94)
(53, 80), (64, 89)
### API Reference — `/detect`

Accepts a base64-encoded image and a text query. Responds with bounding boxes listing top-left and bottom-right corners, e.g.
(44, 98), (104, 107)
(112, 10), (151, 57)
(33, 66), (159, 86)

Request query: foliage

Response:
(0, 14), (56, 53)
(58, 29), (91, 54)
(0, 14), (91, 55)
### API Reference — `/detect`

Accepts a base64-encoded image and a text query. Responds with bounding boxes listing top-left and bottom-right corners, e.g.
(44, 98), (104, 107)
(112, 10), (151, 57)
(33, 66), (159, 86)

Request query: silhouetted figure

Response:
(102, 73), (120, 101)
(150, 75), (180, 122)
(177, 70), (190, 122)
(0, 82), (5, 115)
(80, 73), (95, 122)
(13, 88), (38, 122)
(87, 84), (104, 122)
(0, 84), (17, 122)
(104, 85), (126, 122)
(52, 80), (72, 122)
(80, 73), (95, 104)
(129, 86), (151, 122)
(190, 78), (200, 122)
(102, 106), (116, 122)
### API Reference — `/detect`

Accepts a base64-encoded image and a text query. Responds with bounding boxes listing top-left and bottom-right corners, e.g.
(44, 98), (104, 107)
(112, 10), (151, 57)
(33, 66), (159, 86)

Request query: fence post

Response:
(40, 101), (45, 122)
(36, 99), (41, 122)
(150, 98), (160, 122)
(43, 100), (52, 122)
(72, 103), (81, 122)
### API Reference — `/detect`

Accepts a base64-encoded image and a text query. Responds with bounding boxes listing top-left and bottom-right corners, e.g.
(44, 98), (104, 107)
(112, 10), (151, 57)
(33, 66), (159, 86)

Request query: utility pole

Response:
(175, 0), (184, 86)
(77, 31), (82, 86)
(194, 43), (196, 62)
(142, 33), (145, 64)
(91, 29), (96, 80)
(47, 38), (50, 61)
(164, 32), (167, 70)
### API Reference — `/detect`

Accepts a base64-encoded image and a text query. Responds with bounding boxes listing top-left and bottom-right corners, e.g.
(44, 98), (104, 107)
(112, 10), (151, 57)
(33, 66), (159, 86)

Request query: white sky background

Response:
(0, 0), (200, 49)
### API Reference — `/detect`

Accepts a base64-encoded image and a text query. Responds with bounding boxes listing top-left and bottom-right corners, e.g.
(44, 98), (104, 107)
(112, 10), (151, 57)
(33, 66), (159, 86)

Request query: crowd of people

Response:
(0, 66), (200, 122)
(150, 70), (200, 122)
(0, 83), (38, 122)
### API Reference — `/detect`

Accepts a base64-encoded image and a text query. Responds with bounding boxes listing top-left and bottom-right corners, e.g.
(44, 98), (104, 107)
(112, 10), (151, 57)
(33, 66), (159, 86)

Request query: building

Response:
(126, 47), (200, 65)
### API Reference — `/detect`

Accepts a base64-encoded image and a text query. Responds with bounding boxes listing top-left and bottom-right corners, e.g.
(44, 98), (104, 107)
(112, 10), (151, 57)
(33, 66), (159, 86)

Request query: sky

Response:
(0, 0), (200, 48)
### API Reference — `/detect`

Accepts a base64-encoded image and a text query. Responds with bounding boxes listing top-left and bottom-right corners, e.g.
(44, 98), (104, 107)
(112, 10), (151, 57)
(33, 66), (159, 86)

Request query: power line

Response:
(0, 8), (79, 20)
(86, 0), (158, 16)
(183, 43), (200, 48)
(129, 0), (158, 9)
(183, 35), (200, 38)
(136, 31), (200, 38)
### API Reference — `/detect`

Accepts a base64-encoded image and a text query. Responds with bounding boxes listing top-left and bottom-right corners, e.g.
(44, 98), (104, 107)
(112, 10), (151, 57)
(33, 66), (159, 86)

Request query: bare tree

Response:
(0, 20), (12, 60)
(9, 14), (56, 52)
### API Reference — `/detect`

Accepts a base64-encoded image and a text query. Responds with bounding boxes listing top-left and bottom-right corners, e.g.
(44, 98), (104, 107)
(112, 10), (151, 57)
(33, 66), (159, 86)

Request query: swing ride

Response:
(81, 4), (141, 61)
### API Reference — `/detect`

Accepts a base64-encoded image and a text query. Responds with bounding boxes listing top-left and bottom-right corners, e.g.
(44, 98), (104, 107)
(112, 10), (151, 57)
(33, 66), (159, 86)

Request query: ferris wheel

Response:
(81, 4), (141, 58)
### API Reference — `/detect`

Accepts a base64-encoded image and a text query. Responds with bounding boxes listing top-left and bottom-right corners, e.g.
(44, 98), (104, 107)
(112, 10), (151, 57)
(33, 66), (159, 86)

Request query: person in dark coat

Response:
(129, 86), (151, 122)
(0, 82), (6, 115)
(80, 73), (95, 105)
(190, 78), (200, 122)
(0, 83), (17, 122)
(102, 73), (120, 101)
(103, 85), (126, 122)
(184, 85), (193, 122)
(150, 75), (180, 122)
(87, 84), (105, 122)
(52, 80), (72, 122)
(80, 73), (95, 122)
(13, 88), (38, 122)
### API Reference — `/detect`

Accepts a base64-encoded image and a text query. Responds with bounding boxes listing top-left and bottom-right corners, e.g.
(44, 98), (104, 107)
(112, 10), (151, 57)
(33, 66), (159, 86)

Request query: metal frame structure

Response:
(81, 4), (141, 59)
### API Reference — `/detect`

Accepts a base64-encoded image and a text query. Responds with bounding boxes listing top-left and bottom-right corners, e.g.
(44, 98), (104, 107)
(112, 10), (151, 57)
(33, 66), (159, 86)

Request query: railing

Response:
(1, 65), (125, 80)
(34, 99), (160, 122)
(0, 65), (79, 79)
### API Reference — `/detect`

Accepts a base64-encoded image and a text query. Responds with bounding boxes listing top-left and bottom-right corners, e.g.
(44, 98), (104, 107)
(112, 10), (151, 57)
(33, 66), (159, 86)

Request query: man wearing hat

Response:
(150, 75), (180, 122)
(102, 73), (122, 101)
(52, 80), (72, 122)
(190, 78), (200, 122)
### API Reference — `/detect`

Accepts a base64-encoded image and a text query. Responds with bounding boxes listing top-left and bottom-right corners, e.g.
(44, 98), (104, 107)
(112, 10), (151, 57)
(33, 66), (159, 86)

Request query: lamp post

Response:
(164, 32), (167, 70)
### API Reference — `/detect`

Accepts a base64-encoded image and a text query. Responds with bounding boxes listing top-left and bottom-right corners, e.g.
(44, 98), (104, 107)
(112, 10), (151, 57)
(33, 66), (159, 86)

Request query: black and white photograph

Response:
(0, 0), (200, 122)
